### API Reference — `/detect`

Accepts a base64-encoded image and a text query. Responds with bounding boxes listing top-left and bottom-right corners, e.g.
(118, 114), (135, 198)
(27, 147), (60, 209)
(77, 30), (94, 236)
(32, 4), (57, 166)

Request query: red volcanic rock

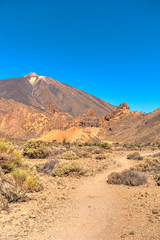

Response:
(71, 109), (104, 128)
(104, 102), (130, 122)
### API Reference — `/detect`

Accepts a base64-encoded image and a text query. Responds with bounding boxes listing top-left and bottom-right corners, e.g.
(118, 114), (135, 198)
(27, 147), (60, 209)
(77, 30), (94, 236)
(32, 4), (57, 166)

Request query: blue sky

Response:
(0, 0), (160, 113)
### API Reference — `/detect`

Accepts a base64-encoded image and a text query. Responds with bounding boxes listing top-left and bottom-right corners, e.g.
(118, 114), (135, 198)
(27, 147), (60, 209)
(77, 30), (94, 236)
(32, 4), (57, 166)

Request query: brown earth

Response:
(1, 149), (160, 240)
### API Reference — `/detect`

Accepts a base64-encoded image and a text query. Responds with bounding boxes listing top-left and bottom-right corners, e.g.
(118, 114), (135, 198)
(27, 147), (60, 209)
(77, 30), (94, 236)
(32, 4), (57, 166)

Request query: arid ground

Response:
(1, 144), (160, 240)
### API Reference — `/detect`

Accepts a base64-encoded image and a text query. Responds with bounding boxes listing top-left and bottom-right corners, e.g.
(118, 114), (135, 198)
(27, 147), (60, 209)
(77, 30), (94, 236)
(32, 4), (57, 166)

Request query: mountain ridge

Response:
(0, 73), (116, 117)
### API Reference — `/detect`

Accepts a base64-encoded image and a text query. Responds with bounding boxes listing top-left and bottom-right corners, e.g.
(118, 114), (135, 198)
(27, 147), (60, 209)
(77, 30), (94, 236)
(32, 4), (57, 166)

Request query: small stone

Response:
(120, 234), (127, 238)
(152, 210), (158, 214)
(148, 219), (153, 223)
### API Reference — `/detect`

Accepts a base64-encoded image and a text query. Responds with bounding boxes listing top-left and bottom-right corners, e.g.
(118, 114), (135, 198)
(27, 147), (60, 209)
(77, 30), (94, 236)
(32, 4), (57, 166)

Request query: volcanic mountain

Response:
(0, 73), (116, 117)
(1, 73), (160, 144)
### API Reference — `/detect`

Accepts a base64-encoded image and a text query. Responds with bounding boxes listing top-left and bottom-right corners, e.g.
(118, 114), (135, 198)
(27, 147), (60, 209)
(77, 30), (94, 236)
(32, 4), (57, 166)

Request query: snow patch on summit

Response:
(29, 77), (37, 85)
(25, 73), (47, 85)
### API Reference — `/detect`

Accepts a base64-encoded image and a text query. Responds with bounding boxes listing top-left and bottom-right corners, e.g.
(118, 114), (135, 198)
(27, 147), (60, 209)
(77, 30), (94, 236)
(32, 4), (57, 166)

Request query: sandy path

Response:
(1, 150), (160, 240)
(47, 154), (133, 240)
(51, 150), (160, 240)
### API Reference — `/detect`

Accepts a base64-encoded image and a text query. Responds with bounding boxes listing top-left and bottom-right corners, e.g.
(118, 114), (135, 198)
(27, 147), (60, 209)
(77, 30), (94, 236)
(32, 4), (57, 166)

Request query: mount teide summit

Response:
(0, 73), (116, 117)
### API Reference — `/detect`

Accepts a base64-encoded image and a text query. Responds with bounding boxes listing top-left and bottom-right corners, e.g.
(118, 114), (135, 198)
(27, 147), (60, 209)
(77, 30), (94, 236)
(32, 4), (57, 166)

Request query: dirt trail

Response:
(46, 154), (133, 240)
(51, 150), (160, 240)
(2, 150), (159, 240)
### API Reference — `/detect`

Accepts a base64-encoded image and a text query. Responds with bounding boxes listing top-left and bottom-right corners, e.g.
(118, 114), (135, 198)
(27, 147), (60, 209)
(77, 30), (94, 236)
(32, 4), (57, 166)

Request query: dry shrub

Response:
(84, 142), (92, 146)
(23, 140), (51, 159)
(11, 169), (42, 192)
(154, 175), (160, 186)
(52, 161), (86, 177)
(107, 170), (147, 186)
(0, 168), (26, 210)
(127, 152), (142, 160)
(148, 152), (160, 158)
(133, 158), (160, 172)
(0, 140), (42, 210)
(95, 154), (106, 160)
(92, 149), (104, 154)
(62, 151), (79, 160)
(0, 139), (22, 173)
(78, 150), (92, 158)
(97, 142), (111, 149)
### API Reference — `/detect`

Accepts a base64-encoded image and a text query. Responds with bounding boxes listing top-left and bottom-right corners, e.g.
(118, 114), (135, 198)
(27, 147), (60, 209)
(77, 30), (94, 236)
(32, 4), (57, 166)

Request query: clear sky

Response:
(0, 0), (160, 113)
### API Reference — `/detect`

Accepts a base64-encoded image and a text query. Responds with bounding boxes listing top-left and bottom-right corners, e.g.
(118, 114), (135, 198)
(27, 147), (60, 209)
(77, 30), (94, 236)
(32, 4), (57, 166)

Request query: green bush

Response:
(52, 161), (86, 177)
(23, 140), (51, 158)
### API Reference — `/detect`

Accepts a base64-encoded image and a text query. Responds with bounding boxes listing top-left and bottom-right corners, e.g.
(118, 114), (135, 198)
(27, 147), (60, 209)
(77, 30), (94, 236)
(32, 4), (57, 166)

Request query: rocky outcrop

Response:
(1, 96), (160, 144)
(71, 109), (105, 128)
(104, 102), (131, 122)
(0, 103), (73, 140)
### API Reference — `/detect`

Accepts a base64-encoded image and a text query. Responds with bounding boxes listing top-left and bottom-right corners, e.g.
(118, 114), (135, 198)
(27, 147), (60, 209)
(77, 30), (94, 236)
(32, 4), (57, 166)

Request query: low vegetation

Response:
(0, 139), (42, 210)
(0, 167), (27, 210)
(132, 157), (160, 172)
(95, 154), (106, 160)
(97, 142), (111, 149)
(78, 150), (92, 158)
(23, 140), (51, 159)
(0, 139), (22, 173)
(154, 175), (160, 186)
(121, 142), (160, 151)
(127, 152), (143, 160)
(52, 161), (86, 177)
(62, 151), (79, 160)
(107, 169), (147, 186)
(92, 148), (104, 154)
(11, 169), (42, 192)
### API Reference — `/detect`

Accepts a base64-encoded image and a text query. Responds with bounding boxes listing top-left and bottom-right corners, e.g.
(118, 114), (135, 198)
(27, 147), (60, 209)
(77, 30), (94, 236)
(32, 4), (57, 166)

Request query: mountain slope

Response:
(103, 103), (160, 143)
(0, 73), (116, 117)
